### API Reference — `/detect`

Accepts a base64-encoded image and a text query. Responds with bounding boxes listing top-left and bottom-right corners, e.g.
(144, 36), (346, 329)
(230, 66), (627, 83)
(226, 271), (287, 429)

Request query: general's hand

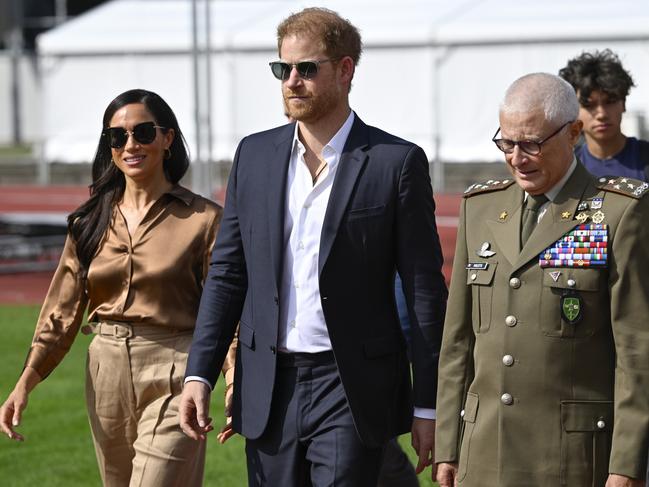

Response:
(411, 417), (436, 479)
(179, 381), (213, 441)
(436, 462), (458, 487)
(605, 474), (644, 487)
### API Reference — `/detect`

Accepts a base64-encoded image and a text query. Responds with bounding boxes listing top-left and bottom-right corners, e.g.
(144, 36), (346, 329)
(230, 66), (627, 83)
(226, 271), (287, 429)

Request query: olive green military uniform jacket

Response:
(436, 162), (649, 486)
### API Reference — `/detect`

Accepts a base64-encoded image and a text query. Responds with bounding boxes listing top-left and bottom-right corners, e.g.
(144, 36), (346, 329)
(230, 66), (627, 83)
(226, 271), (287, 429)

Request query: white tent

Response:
(37, 0), (649, 186)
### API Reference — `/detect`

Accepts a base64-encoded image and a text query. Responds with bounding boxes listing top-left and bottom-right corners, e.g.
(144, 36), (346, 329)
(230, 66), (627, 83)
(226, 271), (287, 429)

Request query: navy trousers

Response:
(245, 351), (384, 487)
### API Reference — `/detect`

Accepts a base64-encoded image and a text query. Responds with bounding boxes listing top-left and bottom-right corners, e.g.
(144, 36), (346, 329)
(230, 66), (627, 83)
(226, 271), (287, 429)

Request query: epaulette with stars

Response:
(463, 178), (516, 197)
(596, 176), (649, 199)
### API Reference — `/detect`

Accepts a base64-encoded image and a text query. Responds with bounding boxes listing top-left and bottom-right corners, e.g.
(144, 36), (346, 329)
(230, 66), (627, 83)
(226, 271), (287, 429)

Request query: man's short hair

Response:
(500, 73), (579, 127)
(559, 49), (635, 105)
(276, 7), (363, 67)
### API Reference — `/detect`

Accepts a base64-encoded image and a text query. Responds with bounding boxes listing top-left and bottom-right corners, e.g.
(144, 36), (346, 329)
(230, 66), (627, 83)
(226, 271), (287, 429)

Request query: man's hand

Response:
(179, 381), (213, 441)
(436, 462), (458, 487)
(605, 474), (644, 487)
(411, 417), (436, 479)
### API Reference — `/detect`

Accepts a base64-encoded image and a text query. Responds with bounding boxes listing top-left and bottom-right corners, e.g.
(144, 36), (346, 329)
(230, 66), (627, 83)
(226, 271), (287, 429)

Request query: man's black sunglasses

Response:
(269, 59), (334, 81)
(103, 121), (166, 149)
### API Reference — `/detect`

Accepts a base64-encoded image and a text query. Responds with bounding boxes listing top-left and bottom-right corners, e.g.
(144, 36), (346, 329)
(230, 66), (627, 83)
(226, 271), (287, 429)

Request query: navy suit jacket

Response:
(186, 115), (448, 446)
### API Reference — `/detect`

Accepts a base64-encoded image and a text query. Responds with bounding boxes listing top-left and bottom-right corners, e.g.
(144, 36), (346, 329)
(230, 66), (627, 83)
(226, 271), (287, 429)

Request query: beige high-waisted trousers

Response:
(84, 321), (206, 487)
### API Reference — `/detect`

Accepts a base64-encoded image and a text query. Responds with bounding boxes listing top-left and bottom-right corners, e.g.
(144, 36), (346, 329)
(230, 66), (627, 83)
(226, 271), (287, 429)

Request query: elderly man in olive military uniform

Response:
(435, 73), (649, 487)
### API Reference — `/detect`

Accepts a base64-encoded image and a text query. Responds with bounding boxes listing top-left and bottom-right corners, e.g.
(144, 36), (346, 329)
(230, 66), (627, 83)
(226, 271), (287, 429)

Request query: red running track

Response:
(0, 186), (461, 304)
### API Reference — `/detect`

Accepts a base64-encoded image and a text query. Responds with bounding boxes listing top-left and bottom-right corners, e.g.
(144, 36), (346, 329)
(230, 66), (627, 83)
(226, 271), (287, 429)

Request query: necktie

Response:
(520, 194), (548, 247)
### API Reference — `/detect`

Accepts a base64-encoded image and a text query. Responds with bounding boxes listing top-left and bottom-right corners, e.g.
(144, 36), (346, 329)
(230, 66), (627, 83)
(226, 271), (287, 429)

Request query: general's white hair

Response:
(500, 73), (579, 125)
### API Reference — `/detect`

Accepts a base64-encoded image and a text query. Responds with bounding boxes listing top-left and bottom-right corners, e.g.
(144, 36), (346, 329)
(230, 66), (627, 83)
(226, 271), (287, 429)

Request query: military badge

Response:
(561, 290), (582, 324)
(590, 198), (603, 209)
(476, 242), (496, 258)
(561, 211), (571, 220)
(549, 271), (561, 282)
(591, 210), (605, 224)
(499, 211), (508, 221)
(577, 201), (589, 211)
(575, 212), (589, 224)
(466, 262), (489, 270)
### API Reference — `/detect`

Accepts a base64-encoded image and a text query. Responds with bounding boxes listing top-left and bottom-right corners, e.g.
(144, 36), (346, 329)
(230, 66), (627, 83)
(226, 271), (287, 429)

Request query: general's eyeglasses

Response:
(492, 121), (573, 156)
(269, 59), (334, 81)
(103, 121), (166, 149)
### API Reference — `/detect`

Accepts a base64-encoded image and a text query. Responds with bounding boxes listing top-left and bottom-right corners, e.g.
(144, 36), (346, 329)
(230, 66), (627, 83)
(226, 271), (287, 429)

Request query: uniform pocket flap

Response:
(543, 269), (600, 291)
(363, 333), (400, 358)
(463, 392), (479, 423)
(466, 262), (497, 286)
(561, 400), (613, 432)
(238, 321), (255, 350)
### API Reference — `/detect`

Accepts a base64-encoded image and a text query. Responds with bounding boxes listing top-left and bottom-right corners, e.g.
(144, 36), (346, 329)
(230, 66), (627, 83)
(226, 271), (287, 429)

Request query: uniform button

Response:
(505, 315), (517, 327)
(470, 273), (477, 281)
(270, 345), (276, 354)
(460, 409), (465, 417)
(596, 419), (606, 429)
(501, 393), (513, 405)
(567, 278), (576, 288)
(502, 354), (514, 366)
(509, 277), (521, 289)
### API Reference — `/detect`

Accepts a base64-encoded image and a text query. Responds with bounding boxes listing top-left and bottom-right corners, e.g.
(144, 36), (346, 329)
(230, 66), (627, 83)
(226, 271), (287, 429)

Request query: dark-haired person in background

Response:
(560, 49), (649, 181)
(0, 89), (230, 487)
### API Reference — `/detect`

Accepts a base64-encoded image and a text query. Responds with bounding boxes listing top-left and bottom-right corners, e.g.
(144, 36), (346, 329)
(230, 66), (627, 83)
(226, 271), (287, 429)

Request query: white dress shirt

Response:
(278, 111), (355, 352)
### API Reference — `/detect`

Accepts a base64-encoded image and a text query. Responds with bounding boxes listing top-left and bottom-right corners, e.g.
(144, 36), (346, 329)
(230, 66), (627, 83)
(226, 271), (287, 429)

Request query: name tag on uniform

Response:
(539, 224), (608, 268)
(466, 262), (489, 270)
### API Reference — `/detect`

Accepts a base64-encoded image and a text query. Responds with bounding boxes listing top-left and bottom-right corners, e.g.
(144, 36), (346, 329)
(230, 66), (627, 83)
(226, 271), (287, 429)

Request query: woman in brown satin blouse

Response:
(0, 89), (232, 486)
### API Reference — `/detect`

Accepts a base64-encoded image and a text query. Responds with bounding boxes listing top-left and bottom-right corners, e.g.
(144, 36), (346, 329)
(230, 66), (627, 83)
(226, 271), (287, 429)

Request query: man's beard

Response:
(283, 86), (340, 124)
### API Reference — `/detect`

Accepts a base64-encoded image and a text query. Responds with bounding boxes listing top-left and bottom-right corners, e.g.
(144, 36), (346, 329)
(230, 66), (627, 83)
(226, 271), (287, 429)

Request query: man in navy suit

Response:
(179, 7), (447, 486)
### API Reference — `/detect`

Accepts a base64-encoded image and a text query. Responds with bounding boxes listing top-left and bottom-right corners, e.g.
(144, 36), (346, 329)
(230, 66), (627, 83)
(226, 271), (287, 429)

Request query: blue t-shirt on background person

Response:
(576, 136), (649, 181)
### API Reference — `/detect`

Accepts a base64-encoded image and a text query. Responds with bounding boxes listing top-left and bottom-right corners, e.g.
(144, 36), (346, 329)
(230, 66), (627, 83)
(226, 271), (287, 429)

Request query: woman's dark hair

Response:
(67, 89), (190, 275)
(559, 49), (635, 106)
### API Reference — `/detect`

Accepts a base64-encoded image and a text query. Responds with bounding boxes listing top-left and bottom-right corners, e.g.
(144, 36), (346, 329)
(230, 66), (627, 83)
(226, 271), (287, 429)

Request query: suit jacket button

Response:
(501, 393), (513, 405)
(505, 315), (517, 327)
(270, 345), (276, 354)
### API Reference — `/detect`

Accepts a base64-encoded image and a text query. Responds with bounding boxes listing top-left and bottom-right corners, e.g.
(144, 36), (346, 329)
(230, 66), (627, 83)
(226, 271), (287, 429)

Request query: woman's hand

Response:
(0, 367), (41, 441)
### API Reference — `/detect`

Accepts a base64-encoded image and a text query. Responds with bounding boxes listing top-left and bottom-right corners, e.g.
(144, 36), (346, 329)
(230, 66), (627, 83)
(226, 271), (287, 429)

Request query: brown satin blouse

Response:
(24, 185), (226, 380)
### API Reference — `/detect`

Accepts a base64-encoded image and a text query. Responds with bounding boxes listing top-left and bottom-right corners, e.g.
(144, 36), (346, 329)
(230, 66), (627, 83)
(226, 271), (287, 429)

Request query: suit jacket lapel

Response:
(267, 125), (294, 292)
(318, 116), (369, 275)
(512, 163), (595, 274)
(486, 185), (524, 267)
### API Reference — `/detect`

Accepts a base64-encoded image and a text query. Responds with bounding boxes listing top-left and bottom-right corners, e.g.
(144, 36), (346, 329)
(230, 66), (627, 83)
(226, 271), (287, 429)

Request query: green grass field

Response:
(0, 305), (437, 486)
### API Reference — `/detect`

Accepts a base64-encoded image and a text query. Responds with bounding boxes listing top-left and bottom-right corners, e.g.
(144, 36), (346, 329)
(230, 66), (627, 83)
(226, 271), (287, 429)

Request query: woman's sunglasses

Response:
(103, 121), (165, 149)
(269, 59), (334, 81)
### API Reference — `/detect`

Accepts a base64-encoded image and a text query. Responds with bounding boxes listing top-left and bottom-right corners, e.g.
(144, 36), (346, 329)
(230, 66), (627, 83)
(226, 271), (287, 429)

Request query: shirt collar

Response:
(525, 156), (577, 203)
(291, 110), (356, 163)
(166, 185), (195, 206)
(545, 156), (577, 202)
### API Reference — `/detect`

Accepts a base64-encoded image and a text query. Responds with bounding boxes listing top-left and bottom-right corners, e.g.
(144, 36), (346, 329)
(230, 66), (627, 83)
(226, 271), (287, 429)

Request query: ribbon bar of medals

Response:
(539, 224), (608, 268)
